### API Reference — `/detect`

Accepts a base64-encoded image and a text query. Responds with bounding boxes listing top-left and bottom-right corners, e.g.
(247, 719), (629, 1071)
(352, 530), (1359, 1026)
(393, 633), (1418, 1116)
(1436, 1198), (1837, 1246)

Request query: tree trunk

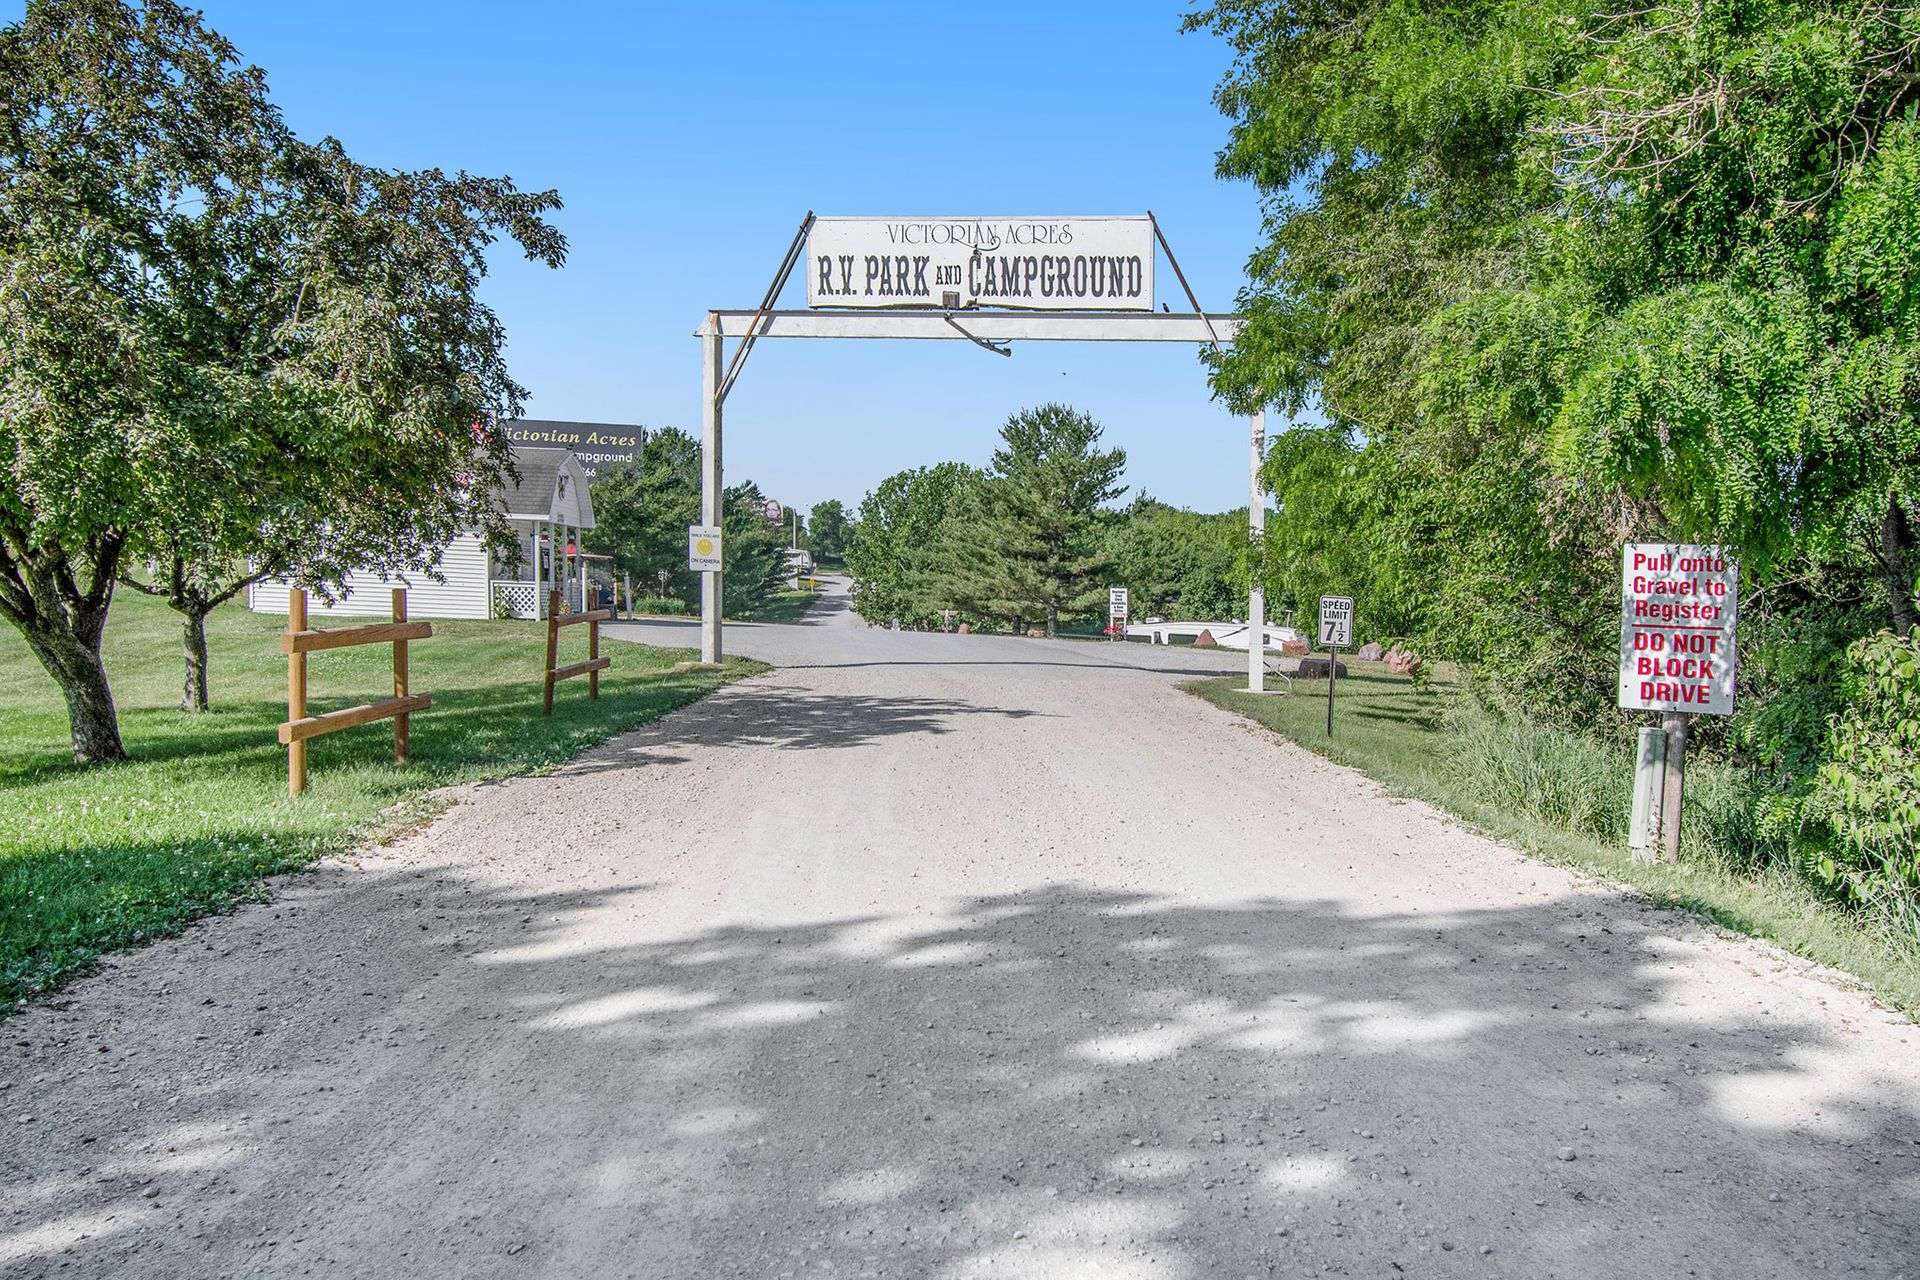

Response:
(18, 614), (125, 763)
(1883, 490), (1918, 637)
(0, 526), (128, 763)
(182, 605), (211, 711)
(1045, 600), (1058, 638)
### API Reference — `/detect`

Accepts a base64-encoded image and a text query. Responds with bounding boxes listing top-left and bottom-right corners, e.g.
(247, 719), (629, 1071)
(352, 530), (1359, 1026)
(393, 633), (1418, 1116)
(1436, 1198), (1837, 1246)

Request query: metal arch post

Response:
(719, 211), (815, 406)
(1248, 409), (1266, 693)
(700, 316), (724, 665)
(1148, 211), (1225, 355)
(1148, 211), (1266, 692)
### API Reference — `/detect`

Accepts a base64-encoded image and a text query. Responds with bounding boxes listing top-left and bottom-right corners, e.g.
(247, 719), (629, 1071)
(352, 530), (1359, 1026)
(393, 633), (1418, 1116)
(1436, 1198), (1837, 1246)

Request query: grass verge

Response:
(1, 590), (763, 1004)
(1188, 664), (1920, 1016)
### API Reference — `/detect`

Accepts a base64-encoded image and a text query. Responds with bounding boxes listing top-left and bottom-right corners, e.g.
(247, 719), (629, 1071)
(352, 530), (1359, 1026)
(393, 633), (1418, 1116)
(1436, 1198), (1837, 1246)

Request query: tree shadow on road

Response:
(552, 682), (1055, 770)
(4, 875), (1916, 1277)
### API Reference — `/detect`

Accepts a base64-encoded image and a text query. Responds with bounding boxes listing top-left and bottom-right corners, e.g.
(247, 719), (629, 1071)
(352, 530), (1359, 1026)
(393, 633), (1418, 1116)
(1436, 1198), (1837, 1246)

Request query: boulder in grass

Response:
(1192, 629), (1218, 649)
(1280, 639), (1311, 656)
(1388, 650), (1422, 676)
(1026, 628), (1046, 638)
(957, 623), (970, 635)
(1297, 656), (1349, 679)
(1356, 641), (1385, 661)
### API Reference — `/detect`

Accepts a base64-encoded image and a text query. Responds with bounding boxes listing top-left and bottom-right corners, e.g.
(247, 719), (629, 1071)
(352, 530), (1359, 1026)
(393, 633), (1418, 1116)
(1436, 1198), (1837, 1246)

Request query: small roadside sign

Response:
(1317, 595), (1354, 739)
(1109, 586), (1129, 623)
(1318, 596), (1354, 649)
(687, 524), (723, 572)
(1617, 543), (1737, 717)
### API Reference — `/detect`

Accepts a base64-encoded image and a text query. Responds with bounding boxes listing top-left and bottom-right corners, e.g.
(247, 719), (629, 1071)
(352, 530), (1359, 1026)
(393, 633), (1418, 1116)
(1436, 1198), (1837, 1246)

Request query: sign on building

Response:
(503, 419), (645, 481)
(1108, 586), (1130, 625)
(806, 216), (1155, 312)
(1318, 596), (1354, 649)
(687, 525), (723, 572)
(1618, 543), (1738, 716)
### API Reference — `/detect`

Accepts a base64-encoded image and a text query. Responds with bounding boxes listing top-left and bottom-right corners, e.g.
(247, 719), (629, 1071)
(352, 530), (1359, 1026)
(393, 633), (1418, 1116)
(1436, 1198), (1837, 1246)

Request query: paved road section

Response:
(3, 579), (1917, 1277)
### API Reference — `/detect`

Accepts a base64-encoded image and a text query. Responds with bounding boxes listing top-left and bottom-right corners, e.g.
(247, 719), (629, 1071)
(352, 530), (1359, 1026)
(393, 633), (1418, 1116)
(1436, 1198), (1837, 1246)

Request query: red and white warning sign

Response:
(1617, 543), (1738, 717)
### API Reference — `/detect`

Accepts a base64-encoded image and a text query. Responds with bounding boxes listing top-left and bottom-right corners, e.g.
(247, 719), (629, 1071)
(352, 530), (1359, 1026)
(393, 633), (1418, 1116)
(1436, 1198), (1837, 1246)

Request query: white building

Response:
(247, 446), (598, 621)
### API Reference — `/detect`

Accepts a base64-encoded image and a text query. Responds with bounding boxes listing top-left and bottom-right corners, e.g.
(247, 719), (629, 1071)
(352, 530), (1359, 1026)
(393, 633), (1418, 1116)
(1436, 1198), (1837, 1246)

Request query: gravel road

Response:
(3, 577), (1917, 1278)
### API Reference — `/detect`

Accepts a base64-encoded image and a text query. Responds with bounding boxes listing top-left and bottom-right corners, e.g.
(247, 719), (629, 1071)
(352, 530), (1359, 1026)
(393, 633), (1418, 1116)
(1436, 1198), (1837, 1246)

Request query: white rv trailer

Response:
(1124, 619), (1308, 651)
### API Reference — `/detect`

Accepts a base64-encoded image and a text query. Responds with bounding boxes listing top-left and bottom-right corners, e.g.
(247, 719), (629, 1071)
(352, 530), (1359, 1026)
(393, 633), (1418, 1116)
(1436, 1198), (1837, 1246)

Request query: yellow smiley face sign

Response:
(687, 524), (723, 571)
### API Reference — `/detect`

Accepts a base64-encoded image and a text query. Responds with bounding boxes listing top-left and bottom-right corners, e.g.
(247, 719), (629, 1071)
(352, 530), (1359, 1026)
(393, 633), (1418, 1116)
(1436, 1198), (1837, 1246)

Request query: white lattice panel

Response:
(492, 581), (539, 619)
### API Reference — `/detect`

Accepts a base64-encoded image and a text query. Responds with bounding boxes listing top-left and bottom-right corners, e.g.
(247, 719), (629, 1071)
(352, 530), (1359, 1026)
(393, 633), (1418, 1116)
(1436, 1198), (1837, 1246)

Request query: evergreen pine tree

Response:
(954, 405), (1127, 637)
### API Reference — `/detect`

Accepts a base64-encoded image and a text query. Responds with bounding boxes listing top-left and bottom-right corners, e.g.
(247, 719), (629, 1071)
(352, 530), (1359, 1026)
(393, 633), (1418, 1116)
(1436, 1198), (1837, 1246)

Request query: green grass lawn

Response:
(1190, 664), (1920, 1015)
(1, 590), (762, 1003)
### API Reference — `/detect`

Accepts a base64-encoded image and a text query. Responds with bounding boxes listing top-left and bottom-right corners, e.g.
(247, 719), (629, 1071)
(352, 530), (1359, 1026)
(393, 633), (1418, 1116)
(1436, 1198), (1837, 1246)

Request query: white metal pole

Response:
(700, 318), (724, 665)
(536, 520), (546, 619)
(1248, 408), (1267, 693)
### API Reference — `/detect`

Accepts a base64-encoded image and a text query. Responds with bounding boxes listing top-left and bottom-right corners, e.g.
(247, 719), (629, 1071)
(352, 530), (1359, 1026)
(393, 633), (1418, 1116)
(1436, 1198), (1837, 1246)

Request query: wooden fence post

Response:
(544, 589), (561, 715)
(393, 588), (410, 764)
(288, 588), (308, 796)
(589, 613), (601, 701)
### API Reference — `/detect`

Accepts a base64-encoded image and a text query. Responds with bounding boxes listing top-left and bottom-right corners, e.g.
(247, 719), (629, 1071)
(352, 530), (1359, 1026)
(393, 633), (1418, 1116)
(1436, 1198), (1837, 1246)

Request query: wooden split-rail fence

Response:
(280, 588), (431, 796)
(544, 589), (612, 714)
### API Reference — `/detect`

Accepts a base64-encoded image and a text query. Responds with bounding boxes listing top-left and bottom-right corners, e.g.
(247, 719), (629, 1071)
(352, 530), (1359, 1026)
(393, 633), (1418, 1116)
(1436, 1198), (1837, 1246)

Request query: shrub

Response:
(1795, 629), (1920, 935)
(631, 597), (689, 616)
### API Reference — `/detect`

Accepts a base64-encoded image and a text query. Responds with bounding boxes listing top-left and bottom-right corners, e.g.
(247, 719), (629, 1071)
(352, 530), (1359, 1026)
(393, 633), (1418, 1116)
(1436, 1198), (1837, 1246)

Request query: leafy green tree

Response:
(846, 463), (982, 626)
(953, 404), (1127, 636)
(0, 0), (562, 751)
(584, 428), (790, 618)
(1186, 0), (1626, 714)
(123, 143), (562, 713)
(1187, 0), (1920, 915)
(1103, 496), (1245, 623)
(805, 499), (852, 565)
(722, 481), (793, 619)
(582, 457), (651, 599)
(586, 428), (699, 608)
(0, 0), (276, 760)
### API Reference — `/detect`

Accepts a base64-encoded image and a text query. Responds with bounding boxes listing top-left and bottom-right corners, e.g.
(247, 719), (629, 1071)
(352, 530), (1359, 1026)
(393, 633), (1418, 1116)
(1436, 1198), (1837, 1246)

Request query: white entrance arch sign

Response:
(697, 244), (1269, 692)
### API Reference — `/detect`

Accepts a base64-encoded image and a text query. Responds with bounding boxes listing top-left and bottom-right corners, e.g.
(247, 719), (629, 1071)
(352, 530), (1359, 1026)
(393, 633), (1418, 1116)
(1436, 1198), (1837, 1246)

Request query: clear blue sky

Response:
(22, 1), (1274, 515)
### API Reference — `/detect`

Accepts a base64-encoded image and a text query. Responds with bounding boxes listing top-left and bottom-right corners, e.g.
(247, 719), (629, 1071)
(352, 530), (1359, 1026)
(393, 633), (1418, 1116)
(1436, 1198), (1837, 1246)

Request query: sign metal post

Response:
(1318, 595), (1354, 738)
